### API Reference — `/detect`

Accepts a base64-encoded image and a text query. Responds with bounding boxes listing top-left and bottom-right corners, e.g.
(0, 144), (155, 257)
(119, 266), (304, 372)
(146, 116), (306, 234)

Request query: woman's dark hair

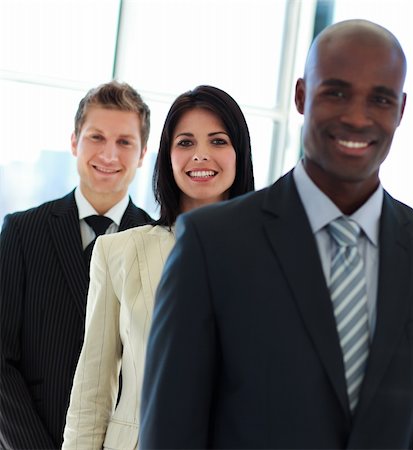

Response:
(153, 85), (255, 227)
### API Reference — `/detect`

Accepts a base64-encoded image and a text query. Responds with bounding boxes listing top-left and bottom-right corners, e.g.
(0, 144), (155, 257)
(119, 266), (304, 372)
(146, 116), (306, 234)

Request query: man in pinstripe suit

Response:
(0, 81), (152, 449)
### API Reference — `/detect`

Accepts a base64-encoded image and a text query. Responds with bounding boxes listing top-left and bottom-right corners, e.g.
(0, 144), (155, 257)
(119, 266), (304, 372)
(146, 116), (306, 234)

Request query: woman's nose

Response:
(192, 148), (210, 161)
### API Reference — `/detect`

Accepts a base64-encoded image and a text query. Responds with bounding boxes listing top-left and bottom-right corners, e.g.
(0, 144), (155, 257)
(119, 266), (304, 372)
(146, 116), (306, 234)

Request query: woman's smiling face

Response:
(170, 107), (236, 213)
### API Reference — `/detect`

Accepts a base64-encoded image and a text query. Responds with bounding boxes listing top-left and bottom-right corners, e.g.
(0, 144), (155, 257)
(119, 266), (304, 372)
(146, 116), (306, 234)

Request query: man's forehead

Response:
(305, 21), (406, 80)
(306, 37), (404, 86)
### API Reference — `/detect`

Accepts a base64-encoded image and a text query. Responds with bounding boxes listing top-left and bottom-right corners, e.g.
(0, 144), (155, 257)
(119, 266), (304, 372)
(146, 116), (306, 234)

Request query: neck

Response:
(302, 159), (380, 215)
(317, 180), (378, 215)
(328, 190), (373, 215)
(81, 188), (125, 215)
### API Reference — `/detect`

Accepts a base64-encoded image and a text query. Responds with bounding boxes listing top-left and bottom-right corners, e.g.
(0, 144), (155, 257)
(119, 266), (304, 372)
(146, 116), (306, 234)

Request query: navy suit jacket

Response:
(0, 191), (151, 449)
(140, 171), (413, 449)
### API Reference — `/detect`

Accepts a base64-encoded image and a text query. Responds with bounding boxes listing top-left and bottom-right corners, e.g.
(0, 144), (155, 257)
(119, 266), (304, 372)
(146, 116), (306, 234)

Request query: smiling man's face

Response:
(71, 106), (146, 207)
(295, 25), (406, 197)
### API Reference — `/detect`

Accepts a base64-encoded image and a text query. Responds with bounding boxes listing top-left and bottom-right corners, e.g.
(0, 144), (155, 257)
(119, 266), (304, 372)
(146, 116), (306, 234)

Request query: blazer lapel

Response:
(262, 172), (350, 418)
(354, 192), (413, 420)
(48, 191), (88, 318)
(47, 196), (149, 319)
(119, 199), (151, 231)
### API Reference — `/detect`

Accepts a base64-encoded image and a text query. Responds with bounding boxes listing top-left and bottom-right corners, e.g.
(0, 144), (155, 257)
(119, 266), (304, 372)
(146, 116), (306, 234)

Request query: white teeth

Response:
(188, 170), (215, 178)
(95, 166), (118, 173)
(338, 140), (368, 149)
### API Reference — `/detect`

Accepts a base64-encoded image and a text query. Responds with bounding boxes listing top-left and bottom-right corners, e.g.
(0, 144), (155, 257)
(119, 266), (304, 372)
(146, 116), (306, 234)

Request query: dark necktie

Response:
(84, 215), (113, 270)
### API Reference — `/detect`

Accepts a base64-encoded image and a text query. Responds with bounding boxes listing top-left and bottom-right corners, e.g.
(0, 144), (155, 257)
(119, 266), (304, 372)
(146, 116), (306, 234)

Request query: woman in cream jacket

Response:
(62, 85), (255, 449)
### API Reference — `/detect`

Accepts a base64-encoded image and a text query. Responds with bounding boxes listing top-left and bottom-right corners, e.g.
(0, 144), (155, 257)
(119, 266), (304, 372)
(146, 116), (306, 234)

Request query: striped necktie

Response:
(327, 217), (370, 413)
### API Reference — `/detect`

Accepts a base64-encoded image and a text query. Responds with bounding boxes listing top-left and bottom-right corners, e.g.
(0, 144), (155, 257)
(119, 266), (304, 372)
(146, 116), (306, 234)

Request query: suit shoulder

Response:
(97, 224), (172, 251)
(384, 191), (413, 221)
(185, 189), (266, 223)
(96, 225), (174, 269)
(126, 201), (153, 223)
(100, 224), (155, 244)
(2, 192), (74, 229)
(187, 188), (266, 222)
(176, 188), (269, 241)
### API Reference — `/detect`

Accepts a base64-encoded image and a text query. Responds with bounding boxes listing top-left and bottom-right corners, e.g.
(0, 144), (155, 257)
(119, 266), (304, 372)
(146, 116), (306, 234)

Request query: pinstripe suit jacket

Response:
(62, 225), (175, 450)
(0, 191), (151, 450)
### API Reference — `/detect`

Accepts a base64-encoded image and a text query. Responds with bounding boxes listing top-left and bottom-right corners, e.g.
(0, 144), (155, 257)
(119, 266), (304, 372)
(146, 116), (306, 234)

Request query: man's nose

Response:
(340, 98), (374, 129)
(100, 141), (118, 161)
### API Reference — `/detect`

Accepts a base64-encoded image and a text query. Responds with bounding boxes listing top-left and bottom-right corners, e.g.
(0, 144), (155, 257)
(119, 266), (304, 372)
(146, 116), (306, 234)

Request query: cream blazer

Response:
(63, 225), (175, 450)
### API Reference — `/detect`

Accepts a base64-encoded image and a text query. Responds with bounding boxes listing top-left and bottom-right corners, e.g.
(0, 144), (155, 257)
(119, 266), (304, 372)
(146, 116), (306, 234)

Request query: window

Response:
(0, 0), (121, 225)
(0, 0), (316, 226)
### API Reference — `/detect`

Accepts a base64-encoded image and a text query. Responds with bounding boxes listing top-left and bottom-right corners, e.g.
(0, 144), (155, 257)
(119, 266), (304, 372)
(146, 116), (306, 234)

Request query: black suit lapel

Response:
(119, 199), (152, 231)
(262, 172), (350, 418)
(354, 192), (413, 421)
(46, 195), (149, 319)
(48, 191), (88, 318)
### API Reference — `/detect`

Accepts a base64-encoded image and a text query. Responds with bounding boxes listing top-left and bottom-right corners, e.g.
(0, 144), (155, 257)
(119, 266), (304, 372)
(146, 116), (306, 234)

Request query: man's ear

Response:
(137, 145), (148, 168)
(398, 92), (407, 126)
(70, 132), (78, 156)
(295, 78), (306, 115)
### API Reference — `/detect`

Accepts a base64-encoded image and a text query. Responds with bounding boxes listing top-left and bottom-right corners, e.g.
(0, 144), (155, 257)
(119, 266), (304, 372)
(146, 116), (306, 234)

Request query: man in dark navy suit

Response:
(0, 81), (152, 449)
(140, 20), (413, 449)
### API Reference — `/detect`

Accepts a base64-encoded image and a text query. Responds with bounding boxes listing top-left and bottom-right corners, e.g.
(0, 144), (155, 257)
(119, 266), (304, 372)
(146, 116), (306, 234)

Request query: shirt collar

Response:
(74, 187), (130, 227)
(293, 160), (382, 246)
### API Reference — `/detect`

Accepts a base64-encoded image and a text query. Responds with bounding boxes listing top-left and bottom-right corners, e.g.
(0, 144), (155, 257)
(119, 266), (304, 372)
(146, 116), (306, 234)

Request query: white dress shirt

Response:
(74, 187), (129, 250)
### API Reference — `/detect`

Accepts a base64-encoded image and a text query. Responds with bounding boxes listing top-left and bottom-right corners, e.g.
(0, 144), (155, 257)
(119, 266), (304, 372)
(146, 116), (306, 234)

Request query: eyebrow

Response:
(87, 127), (137, 139)
(372, 86), (399, 100)
(320, 78), (351, 88)
(85, 126), (104, 133)
(175, 131), (229, 138)
(321, 78), (399, 99)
